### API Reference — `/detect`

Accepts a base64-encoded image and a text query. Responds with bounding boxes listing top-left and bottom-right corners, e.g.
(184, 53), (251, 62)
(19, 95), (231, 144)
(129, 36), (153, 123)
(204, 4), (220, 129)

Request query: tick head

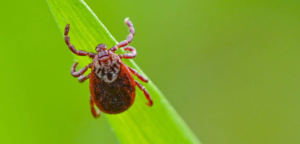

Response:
(96, 44), (109, 60)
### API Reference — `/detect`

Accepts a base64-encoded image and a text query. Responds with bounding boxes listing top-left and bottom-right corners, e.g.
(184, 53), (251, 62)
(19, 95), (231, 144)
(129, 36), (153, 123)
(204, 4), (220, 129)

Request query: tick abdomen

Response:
(90, 62), (136, 114)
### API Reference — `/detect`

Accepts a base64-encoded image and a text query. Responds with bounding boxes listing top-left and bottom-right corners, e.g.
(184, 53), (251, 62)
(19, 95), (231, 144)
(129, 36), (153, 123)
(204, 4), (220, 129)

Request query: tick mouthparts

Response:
(98, 51), (109, 61)
(98, 51), (108, 58)
(99, 55), (109, 61)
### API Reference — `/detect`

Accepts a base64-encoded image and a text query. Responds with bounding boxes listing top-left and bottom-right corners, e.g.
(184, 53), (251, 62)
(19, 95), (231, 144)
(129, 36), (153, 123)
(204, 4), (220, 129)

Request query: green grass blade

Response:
(47, 0), (201, 143)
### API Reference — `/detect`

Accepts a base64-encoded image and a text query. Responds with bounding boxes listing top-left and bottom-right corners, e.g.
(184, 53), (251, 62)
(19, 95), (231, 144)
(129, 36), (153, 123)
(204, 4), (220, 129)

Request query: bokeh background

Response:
(1, 0), (300, 144)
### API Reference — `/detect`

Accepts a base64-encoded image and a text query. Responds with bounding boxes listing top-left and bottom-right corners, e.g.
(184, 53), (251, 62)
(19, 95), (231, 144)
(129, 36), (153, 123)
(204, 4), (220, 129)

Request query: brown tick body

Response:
(64, 18), (153, 118)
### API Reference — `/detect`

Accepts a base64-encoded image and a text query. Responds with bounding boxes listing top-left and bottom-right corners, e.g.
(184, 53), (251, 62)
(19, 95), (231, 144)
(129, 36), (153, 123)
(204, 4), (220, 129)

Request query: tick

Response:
(64, 18), (153, 118)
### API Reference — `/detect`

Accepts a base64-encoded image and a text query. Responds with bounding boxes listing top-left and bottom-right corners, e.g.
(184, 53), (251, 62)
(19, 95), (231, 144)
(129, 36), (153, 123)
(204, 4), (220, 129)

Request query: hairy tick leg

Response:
(64, 24), (96, 58)
(119, 46), (137, 59)
(128, 67), (148, 83)
(78, 73), (91, 83)
(90, 96), (101, 118)
(124, 18), (134, 43)
(109, 46), (118, 52)
(71, 62), (91, 77)
(113, 18), (136, 51)
(117, 40), (129, 48)
(135, 80), (153, 106)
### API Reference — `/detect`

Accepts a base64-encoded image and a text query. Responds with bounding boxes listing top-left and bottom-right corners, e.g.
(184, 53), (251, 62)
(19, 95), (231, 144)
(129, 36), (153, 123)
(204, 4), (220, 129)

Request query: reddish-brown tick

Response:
(64, 18), (153, 118)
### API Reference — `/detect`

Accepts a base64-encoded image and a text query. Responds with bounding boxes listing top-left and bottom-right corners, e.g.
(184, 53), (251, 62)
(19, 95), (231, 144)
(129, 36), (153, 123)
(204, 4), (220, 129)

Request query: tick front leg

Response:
(109, 18), (135, 51)
(135, 80), (153, 106)
(64, 24), (96, 58)
(117, 18), (135, 48)
(128, 67), (148, 82)
(119, 46), (137, 59)
(90, 96), (100, 118)
(71, 62), (91, 77)
(78, 73), (91, 83)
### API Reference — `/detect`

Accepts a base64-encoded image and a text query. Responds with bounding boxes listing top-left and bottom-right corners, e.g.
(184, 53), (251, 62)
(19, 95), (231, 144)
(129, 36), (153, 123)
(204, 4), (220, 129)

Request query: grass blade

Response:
(47, 0), (201, 143)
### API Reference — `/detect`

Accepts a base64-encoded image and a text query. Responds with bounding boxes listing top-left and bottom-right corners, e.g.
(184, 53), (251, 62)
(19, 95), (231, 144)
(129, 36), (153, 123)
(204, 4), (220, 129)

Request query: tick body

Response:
(64, 18), (153, 118)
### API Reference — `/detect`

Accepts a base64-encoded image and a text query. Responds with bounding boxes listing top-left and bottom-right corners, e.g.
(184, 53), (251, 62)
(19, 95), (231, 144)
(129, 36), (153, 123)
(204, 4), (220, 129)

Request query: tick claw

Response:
(94, 112), (101, 118)
(146, 102), (153, 106)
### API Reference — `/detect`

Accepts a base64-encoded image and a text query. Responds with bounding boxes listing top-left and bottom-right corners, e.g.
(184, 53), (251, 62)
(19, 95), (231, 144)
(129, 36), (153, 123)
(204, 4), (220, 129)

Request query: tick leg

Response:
(64, 24), (96, 58)
(135, 80), (153, 106)
(71, 62), (91, 77)
(78, 73), (91, 83)
(109, 18), (135, 51)
(119, 46), (137, 59)
(128, 67), (148, 83)
(90, 96), (100, 118)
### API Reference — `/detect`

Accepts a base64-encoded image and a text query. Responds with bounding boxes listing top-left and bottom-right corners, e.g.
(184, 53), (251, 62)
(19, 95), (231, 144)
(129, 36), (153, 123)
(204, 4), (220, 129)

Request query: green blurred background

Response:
(1, 0), (300, 144)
